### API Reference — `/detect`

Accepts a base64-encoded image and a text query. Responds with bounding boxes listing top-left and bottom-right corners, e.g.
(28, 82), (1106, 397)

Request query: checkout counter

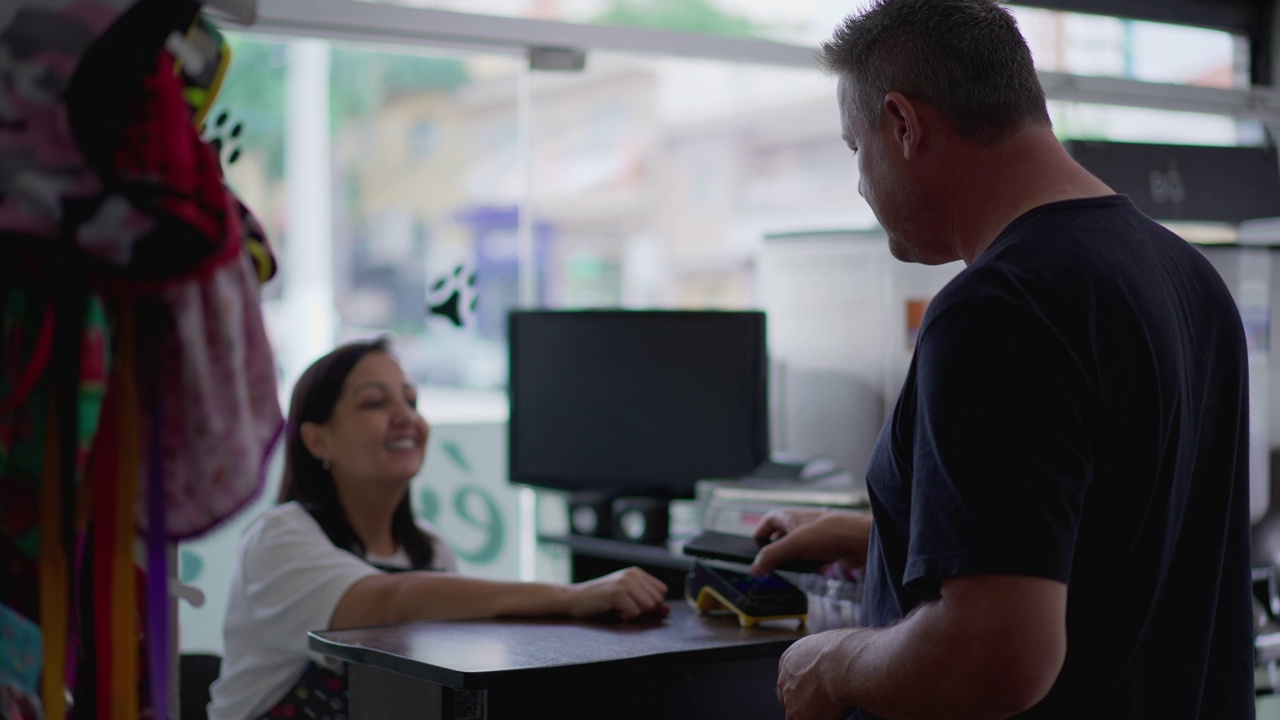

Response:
(310, 481), (867, 720)
(310, 603), (804, 720)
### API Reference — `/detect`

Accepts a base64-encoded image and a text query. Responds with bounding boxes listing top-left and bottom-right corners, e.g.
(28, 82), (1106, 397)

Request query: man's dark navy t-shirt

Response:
(858, 196), (1254, 718)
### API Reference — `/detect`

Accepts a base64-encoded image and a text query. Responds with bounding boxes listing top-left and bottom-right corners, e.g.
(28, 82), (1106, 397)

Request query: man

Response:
(750, 1), (1255, 718)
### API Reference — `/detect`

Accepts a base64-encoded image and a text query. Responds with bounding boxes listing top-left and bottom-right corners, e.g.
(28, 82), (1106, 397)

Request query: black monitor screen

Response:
(508, 310), (769, 498)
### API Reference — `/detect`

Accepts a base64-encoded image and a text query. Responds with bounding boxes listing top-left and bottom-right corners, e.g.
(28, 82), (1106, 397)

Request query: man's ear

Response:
(883, 91), (921, 160)
(299, 421), (329, 462)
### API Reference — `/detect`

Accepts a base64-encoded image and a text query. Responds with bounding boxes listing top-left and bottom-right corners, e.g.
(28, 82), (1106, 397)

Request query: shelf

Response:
(538, 533), (695, 572)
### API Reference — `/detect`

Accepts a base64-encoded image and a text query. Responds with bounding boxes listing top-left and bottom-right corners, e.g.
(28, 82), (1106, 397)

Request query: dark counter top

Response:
(309, 603), (806, 690)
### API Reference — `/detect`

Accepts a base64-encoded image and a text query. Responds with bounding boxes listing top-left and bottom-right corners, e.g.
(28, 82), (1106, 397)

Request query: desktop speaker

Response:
(611, 497), (669, 546)
(568, 492), (614, 538)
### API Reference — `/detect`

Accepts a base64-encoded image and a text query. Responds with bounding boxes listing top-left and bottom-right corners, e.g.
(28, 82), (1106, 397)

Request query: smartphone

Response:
(681, 529), (824, 573)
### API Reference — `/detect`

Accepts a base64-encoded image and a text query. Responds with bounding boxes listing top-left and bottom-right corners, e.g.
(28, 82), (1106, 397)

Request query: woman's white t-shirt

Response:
(207, 502), (457, 720)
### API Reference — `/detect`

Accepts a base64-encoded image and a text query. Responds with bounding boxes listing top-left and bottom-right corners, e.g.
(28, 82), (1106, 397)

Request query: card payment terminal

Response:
(684, 561), (808, 628)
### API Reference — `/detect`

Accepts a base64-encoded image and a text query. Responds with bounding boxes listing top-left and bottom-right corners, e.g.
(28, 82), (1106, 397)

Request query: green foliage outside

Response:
(210, 33), (469, 180)
(209, 1), (766, 180)
(592, 0), (763, 37)
(329, 46), (469, 122)
(210, 37), (287, 179)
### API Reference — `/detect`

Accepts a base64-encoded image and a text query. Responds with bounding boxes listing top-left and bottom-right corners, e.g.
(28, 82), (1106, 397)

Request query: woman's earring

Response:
(322, 457), (331, 471)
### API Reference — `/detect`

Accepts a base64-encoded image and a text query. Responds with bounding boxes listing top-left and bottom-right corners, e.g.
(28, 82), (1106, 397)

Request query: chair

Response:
(179, 653), (222, 720)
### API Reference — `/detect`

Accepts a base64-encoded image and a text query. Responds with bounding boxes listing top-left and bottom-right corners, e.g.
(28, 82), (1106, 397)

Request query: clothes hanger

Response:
(199, 0), (257, 25)
(164, 0), (242, 115)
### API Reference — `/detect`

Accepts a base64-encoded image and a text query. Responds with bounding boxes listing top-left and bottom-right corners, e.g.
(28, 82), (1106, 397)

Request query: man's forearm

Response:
(811, 619), (1029, 719)
(780, 583), (1063, 720)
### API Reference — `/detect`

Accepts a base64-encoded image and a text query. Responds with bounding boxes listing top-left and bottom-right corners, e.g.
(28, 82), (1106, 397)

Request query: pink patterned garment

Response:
(1, 0), (284, 539)
(139, 252), (283, 540)
(0, 0), (135, 244)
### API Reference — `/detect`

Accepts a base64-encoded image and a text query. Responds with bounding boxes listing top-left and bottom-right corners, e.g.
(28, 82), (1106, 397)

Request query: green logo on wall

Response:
(442, 440), (472, 474)
(416, 484), (506, 565)
(179, 549), (204, 584)
(453, 485), (504, 564)
(418, 487), (442, 524)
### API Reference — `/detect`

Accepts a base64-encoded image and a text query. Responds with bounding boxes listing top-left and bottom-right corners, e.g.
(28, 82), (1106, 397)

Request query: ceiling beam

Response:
(221, 0), (816, 67)
(221, 0), (1280, 124)
(1011, 0), (1262, 35)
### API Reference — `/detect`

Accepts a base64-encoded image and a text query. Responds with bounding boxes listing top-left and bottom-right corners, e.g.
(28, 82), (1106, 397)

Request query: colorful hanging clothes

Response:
(0, 0), (282, 717)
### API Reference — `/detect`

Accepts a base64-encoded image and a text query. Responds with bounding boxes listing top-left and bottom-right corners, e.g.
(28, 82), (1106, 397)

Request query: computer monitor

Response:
(508, 310), (769, 499)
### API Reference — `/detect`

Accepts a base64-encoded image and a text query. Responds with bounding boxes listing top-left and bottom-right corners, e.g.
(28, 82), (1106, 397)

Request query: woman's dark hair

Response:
(278, 337), (436, 569)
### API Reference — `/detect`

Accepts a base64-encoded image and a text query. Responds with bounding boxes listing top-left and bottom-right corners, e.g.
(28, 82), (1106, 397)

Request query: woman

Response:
(209, 338), (669, 720)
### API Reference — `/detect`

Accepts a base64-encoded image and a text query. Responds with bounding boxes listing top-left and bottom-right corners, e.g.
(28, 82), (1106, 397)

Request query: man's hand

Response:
(777, 630), (862, 720)
(751, 507), (873, 576)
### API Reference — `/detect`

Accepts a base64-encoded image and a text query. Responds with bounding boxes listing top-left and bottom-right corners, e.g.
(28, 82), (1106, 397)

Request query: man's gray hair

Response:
(819, 0), (1051, 146)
